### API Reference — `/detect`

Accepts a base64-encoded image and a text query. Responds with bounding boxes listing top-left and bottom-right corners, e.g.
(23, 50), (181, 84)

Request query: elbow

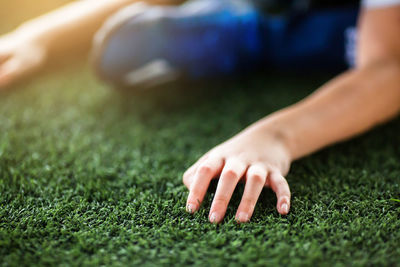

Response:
(356, 56), (400, 74)
(356, 47), (400, 74)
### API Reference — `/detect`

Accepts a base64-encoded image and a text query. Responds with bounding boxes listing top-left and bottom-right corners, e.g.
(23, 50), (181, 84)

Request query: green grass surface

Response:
(1, 1), (400, 266)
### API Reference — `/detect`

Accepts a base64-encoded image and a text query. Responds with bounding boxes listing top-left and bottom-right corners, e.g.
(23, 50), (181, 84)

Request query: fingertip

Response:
(209, 212), (222, 224)
(235, 212), (250, 223)
(186, 202), (198, 214)
(281, 203), (289, 215)
(278, 201), (290, 215)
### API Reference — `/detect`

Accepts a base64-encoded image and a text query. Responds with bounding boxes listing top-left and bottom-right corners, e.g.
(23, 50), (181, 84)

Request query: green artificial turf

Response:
(1, 1), (400, 266)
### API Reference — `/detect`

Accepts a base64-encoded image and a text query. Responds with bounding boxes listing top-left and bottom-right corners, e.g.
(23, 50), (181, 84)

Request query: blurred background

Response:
(0, 0), (71, 33)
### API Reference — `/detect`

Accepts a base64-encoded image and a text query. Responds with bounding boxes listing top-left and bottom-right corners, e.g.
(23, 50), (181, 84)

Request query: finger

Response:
(235, 164), (267, 223)
(0, 59), (20, 88)
(0, 53), (11, 64)
(0, 51), (44, 89)
(186, 155), (223, 214)
(209, 158), (247, 223)
(0, 70), (14, 89)
(268, 170), (291, 215)
(182, 163), (198, 189)
(182, 154), (208, 189)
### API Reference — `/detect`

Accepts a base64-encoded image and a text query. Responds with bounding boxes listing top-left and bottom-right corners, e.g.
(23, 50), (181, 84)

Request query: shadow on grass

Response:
(94, 69), (331, 126)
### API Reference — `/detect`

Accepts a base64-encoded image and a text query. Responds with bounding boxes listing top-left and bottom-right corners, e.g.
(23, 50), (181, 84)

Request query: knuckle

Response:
(272, 173), (287, 185)
(198, 165), (213, 176)
(182, 169), (191, 181)
(222, 169), (239, 181)
(248, 173), (265, 184)
(213, 196), (229, 207)
(182, 175), (191, 188)
(208, 150), (221, 159)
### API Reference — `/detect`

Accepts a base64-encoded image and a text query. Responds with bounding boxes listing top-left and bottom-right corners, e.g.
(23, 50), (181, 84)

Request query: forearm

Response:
(14, 0), (179, 55)
(256, 61), (400, 160)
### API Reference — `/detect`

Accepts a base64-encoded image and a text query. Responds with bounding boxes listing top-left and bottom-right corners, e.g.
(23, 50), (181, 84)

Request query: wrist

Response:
(244, 116), (295, 163)
(16, 23), (48, 47)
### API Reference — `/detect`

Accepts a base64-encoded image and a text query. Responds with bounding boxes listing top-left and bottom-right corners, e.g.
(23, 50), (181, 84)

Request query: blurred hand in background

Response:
(0, 0), (181, 90)
(0, 32), (47, 88)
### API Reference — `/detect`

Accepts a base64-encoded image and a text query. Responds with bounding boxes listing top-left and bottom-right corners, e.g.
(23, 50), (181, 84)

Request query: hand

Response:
(0, 32), (47, 89)
(183, 124), (292, 223)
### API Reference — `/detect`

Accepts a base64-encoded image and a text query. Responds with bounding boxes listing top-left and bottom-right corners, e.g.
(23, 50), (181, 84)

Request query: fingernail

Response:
(186, 203), (196, 213)
(209, 212), (221, 223)
(281, 203), (289, 214)
(236, 212), (249, 223)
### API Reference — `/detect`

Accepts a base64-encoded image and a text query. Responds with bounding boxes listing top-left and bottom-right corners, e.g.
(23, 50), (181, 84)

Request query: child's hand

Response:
(183, 124), (292, 223)
(0, 32), (47, 89)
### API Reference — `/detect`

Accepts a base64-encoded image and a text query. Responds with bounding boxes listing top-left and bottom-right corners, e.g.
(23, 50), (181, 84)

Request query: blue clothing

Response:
(91, 0), (359, 87)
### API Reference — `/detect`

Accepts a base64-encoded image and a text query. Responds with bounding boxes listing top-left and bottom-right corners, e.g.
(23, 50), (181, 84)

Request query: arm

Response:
(260, 61), (400, 161)
(183, 6), (400, 223)
(0, 0), (181, 88)
(262, 6), (400, 160)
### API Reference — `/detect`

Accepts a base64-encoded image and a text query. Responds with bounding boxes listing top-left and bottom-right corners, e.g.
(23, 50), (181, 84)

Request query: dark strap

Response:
(251, 0), (360, 15)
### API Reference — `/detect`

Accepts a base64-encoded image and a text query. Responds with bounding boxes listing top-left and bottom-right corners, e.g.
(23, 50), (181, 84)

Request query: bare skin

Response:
(184, 6), (400, 223)
(0, 0), (181, 88)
